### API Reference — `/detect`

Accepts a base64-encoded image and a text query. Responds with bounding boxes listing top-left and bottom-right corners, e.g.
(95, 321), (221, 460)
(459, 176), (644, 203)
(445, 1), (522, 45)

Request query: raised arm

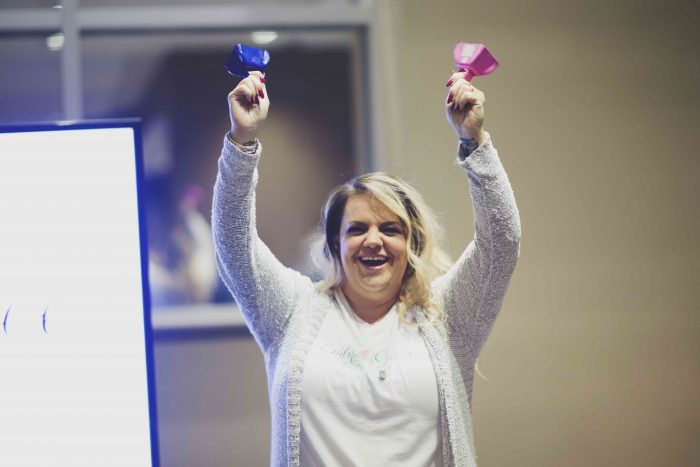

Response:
(433, 71), (521, 359)
(212, 71), (312, 350)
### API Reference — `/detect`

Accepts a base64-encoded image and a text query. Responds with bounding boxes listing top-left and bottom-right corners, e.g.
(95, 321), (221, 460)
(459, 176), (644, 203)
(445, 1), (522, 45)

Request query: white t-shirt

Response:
(300, 290), (442, 467)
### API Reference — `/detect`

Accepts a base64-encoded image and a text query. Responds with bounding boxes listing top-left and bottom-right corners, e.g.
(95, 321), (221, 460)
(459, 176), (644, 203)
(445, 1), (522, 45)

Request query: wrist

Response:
(459, 130), (488, 160)
(458, 138), (478, 160)
(229, 129), (257, 146)
(460, 128), (486, 146)
(228, 130), (257, 145)
(226, 132), (257, 150)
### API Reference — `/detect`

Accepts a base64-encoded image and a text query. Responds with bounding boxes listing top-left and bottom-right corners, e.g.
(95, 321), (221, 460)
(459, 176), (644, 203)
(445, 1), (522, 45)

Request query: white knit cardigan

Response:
(212, 134), (521, 467)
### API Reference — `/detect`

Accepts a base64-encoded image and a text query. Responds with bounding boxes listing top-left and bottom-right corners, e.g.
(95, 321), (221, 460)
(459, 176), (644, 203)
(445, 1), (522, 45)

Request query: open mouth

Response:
(358, 256), (389, 267)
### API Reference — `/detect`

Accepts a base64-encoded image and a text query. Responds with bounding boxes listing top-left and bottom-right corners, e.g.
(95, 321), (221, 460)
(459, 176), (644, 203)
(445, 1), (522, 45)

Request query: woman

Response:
(213, 69), (520, 467)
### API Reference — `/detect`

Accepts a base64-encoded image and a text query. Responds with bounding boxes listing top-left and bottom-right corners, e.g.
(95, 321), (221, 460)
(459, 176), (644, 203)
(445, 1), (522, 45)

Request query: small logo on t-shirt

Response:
(317, 341), (413, 372)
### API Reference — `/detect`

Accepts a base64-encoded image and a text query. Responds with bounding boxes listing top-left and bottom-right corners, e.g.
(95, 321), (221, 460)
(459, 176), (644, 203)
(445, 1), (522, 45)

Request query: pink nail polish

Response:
(260, 75), (267, 84)
(445, 79), (453, 87)
(258, 89), (265, 99)
(447, 93), (453, 104)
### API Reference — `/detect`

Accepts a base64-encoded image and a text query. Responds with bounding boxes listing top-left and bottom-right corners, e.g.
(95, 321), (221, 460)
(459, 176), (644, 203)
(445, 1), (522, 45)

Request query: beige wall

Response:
(153, 1), (699, 466)
(384, 1), (699, 466)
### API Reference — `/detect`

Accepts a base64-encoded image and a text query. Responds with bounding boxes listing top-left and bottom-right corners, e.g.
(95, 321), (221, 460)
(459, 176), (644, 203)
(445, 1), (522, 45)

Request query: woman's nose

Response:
(363, 228), (382, 247)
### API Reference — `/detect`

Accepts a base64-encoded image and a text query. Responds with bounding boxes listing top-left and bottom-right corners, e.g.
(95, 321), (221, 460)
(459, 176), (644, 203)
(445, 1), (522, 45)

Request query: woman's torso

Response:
(299, 290), (443, 467)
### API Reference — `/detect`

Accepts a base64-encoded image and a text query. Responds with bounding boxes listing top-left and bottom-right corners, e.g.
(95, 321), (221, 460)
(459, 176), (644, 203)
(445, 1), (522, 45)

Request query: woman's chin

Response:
(357, 277), (400, 297)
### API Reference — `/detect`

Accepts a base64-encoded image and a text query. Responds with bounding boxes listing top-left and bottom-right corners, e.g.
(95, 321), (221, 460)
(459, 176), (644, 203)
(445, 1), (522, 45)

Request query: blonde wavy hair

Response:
(314, 172), (453, 325)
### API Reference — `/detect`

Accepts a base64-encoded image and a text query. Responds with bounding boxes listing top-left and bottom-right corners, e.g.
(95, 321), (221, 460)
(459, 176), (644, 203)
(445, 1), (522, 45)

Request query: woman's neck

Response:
(340, 286), (398, 324)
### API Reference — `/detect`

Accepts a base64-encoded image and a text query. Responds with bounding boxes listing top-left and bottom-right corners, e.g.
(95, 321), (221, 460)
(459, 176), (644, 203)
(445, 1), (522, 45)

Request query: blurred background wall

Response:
(384, 1), (700, 466)
(2, 0), (699, 466)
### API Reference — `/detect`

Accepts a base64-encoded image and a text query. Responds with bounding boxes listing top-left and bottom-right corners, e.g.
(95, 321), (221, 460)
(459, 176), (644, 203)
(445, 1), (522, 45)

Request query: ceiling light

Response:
(250, 31), (278, 45)
(46, 33), (64, 51)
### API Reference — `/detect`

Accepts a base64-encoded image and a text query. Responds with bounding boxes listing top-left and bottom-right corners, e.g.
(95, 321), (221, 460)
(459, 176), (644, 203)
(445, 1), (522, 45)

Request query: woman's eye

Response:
(347, 226), (364, 234)
(383, 227), (403, 236)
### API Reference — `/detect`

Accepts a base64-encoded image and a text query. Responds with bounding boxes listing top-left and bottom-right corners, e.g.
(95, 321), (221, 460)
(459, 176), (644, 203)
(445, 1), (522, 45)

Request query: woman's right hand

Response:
(227, 71), (268, 144)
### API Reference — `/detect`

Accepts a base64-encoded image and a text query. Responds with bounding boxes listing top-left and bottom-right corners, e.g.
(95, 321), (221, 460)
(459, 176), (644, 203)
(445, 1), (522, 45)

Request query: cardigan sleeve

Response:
(212, 136), (313, 351)
(432, 134), (521, 361)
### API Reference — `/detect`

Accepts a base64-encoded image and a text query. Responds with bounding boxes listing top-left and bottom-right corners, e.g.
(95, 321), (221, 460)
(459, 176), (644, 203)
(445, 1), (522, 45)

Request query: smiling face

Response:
(337, 194), (409, 313)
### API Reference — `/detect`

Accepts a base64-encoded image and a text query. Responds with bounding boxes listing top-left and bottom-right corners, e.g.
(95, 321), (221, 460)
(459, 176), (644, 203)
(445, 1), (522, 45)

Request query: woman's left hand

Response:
(445, 71), (487, 145)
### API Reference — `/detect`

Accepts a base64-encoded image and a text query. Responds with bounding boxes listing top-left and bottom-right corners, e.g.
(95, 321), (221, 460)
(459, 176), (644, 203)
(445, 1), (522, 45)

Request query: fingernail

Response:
(445, 79), (453, 87)
(447, 93), (453, 104)
(260, 75), (266, 84)
(258, 89), (265, 99)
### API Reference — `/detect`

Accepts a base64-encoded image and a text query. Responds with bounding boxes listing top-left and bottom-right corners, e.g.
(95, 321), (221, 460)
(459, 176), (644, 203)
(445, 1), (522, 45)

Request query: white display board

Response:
(0, 122), (158, 466)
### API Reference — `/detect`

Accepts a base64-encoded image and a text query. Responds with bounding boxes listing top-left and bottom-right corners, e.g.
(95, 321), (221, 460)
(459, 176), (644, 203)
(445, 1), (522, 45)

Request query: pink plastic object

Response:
(453, 43), (499, 81)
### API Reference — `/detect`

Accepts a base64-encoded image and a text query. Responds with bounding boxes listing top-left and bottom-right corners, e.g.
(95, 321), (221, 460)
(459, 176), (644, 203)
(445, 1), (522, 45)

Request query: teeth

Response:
(358, 256), (389, 267)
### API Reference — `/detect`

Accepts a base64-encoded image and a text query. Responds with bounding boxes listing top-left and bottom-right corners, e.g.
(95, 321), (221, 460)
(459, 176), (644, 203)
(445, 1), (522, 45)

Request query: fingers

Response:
(247, 71), (267, 99)
(445, 74), (484, 112)
(445, 69), (468, 87)
(453, 84), (484, 112)
(234, 79), (256, 102)
(228, 72), (267, 105)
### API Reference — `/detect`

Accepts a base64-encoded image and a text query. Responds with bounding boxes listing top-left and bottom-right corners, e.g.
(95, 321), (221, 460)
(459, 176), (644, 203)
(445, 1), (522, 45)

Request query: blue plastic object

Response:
(225, 44), (270, 78)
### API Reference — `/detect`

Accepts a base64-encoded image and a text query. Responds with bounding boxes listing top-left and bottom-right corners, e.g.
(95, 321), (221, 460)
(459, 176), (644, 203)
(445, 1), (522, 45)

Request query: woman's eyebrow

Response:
(347, 220), (401, 226)
(345, 219), (402, 228)
(346, 220), (368, 227)
(381, 221), (403, 228)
